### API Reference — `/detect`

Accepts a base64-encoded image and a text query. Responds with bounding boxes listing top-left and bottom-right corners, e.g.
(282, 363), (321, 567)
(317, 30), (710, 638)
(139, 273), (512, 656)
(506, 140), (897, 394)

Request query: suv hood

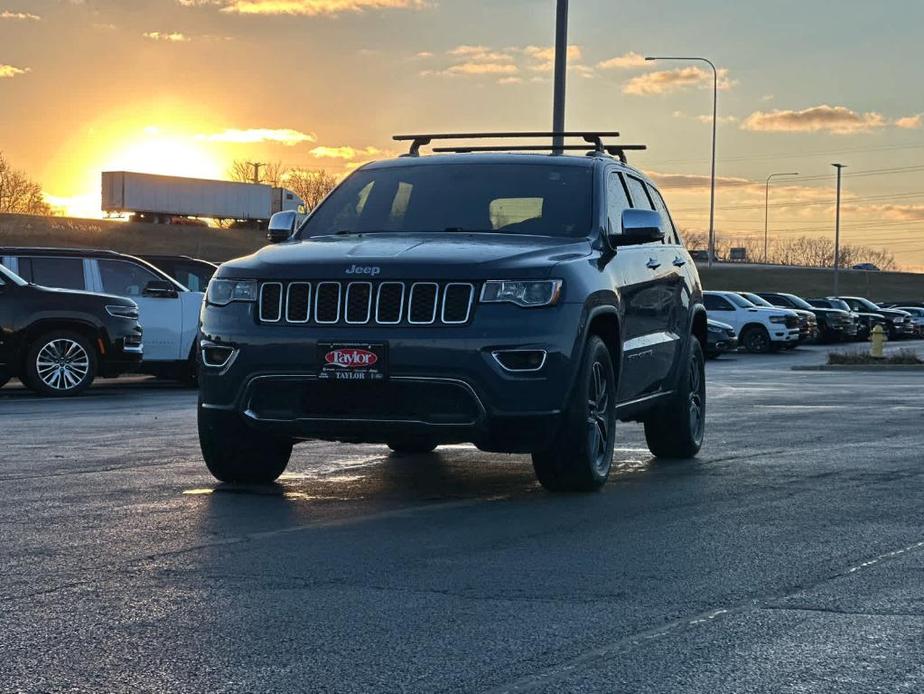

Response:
(32, 284), (135, 306)
(219, 233), (593, 281)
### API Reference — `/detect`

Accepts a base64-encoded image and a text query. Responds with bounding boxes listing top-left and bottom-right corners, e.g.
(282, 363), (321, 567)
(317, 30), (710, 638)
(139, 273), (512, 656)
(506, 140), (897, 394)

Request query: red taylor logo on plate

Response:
(324, 348), (378, 369)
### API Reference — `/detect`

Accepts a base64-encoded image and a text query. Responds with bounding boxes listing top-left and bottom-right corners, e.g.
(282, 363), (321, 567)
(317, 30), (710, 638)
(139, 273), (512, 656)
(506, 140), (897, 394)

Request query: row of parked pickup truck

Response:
(704, 290), (924, 358)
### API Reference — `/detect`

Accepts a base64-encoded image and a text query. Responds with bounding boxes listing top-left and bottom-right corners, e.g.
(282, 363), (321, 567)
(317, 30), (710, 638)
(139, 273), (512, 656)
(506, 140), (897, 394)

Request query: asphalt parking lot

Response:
(2, 341), (924, 693)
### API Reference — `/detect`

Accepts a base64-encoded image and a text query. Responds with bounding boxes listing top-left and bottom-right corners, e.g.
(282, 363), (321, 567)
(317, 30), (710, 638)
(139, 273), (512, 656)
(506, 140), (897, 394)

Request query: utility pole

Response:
(646, 56), (718, 267)
(249, 162), (265, 185)
(832, 163), (846, 296)
(551, 0), (569, 154)
(764, 172), (799, 264)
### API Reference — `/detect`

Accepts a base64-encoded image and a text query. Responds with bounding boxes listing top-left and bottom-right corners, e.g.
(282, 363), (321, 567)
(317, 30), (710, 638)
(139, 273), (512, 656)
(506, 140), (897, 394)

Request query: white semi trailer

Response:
(101, 171), (304, 226)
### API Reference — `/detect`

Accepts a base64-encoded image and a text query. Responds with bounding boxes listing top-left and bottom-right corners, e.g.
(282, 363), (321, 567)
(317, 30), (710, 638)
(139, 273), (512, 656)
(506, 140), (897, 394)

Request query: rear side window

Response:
(98, 259), (162, 297)
(648, 185), (680, 245)
(606, 173), (631, 233)
(624, 176), (654, 210)
(18, 256), (85, 290)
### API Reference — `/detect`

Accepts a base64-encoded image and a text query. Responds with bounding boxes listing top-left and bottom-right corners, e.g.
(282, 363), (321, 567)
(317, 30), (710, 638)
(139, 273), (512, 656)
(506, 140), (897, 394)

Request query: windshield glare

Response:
(298, 163), (594, 239)
(727, 293), (754, 308)
(782, 293), (814, 310)
(0, 263), (26, 286)
(742, 292), (773, 307)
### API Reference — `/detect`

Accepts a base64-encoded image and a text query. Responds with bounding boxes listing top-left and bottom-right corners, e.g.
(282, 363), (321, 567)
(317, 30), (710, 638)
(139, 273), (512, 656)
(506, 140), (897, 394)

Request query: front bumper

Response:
(198, 301), (588, 452)
(99, 326), (144, 377)
(769, 327), (801, 343)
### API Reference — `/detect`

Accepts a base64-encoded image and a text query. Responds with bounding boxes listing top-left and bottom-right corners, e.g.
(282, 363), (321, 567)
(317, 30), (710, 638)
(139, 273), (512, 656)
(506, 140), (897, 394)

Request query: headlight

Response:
(207, 279), (258, 306)
(106, 304), (139, 320)
(480, 280), (563, 307)
(892, 316), (904, 324)
(769, 315), (788, 324)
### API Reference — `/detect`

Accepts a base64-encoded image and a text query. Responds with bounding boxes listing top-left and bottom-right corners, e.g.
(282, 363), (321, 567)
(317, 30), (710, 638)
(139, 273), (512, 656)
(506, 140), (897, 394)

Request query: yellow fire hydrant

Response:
(870, 324), (887, 358)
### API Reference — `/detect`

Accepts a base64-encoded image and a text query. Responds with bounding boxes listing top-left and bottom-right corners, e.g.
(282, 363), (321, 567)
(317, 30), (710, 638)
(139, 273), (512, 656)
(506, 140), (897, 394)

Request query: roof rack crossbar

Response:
(428, 143), (648, 164)
(604, 144), (647, 164)
(394, 131), (621, 156)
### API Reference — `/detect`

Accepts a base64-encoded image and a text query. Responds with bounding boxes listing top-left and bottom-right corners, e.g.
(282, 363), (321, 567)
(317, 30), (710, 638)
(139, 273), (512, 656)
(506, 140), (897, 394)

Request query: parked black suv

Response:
(198, 133), (708, 492)
(756, 292), (856, 343)
(0, 263), (143, 396)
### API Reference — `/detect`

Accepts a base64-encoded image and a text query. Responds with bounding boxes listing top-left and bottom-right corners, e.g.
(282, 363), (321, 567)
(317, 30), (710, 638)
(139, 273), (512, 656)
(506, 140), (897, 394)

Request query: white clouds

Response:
(741, 105), (888, 134)
(199, 128), (317, 145)
(623, 66), (733, 96)
(0, 10), (41, 20)
(419, 44), (590, 84)
(179, 0), (428, 16)
(596, 51), (646, 70)
(0, 64), (30, 78)
(143, 31), (191, 42)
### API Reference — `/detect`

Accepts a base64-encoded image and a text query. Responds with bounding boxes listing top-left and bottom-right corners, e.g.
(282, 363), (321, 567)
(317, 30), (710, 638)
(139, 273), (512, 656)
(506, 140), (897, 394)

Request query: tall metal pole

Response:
(646, 56), (718, 267)
(764, 172), (799, 264)
(832, 163), (846, 296)
(552, 0), (569, 154)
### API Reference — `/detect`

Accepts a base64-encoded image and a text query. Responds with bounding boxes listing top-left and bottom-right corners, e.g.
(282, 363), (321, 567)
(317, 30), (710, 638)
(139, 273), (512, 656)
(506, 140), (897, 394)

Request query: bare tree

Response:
(228, 160), (287, 187)
(0, 153), (52, 215)
(284, 169), (339, 210)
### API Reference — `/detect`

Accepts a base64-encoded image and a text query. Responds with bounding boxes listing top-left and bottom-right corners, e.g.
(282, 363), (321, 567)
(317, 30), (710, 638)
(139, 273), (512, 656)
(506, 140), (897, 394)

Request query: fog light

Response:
(201, 345), (236, 369)
(492, 349), (547, 372)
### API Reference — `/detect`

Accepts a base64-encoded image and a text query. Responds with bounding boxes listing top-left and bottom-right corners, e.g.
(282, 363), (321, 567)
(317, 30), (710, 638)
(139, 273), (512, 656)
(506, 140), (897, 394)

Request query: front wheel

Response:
(531, 335), (616, 492)
(23, 330), (97, 397)
(198, 405), (293, 483)
(644, 339), (706, 459)
(740, 325), (772, 354)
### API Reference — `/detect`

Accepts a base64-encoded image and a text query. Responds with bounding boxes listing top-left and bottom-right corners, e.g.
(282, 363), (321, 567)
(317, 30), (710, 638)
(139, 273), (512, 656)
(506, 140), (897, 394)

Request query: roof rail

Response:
(429, 143), (648, 164)
(393, 131), (623, 157)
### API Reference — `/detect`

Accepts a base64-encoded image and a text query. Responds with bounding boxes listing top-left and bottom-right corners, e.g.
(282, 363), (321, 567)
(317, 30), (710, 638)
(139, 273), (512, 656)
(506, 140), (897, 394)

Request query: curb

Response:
(792, 364), (924, 372)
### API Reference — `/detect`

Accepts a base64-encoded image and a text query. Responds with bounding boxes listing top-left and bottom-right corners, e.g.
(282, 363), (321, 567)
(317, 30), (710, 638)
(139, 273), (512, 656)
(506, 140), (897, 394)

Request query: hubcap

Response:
(36, 339), (89, 391)
(688, 351), (705, 445)
(587, 360), (611, 474)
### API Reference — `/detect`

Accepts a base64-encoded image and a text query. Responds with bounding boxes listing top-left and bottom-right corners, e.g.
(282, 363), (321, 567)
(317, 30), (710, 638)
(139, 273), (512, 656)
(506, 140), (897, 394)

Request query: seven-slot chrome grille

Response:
(259, 281), (476, 326)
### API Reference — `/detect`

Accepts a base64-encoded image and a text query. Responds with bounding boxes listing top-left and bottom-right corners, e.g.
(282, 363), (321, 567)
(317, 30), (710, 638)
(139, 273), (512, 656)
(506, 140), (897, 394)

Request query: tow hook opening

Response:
(492, 349), (548, 372)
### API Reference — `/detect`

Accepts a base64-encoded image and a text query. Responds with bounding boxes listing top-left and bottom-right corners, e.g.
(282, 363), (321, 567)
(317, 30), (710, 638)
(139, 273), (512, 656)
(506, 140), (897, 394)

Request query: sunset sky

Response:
(1, 0), (923, 266)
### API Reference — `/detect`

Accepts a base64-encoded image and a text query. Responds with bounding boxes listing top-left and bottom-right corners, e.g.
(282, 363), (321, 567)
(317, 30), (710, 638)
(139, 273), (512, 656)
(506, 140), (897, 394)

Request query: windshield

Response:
(850, 296), (882, 312)
(727, 293), (754, 308)
(297, 163), (594, 239)
(830, 299), (851, 311)
(781, 293), (814, 310)
(0, 263), (27, 286)
(741, 292), (773, 307)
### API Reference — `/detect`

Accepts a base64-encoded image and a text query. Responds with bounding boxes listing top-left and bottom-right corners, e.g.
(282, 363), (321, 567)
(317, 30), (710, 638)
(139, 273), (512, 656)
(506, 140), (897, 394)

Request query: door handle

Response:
(646, 258), (661, 270)
(673, 256), (687, 267)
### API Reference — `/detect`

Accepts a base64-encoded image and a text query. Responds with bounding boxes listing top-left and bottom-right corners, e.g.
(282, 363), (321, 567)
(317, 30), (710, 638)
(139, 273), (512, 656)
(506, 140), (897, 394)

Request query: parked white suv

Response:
(703, 290), (800, 353)
(1, 247), (202, 381)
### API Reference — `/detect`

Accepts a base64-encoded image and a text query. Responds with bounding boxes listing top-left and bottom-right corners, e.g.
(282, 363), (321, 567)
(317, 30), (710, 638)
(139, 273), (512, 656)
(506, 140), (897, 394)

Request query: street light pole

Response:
(832, 163), (846, 296)
(552, 0), (569, 154)
(646, 56), (718, 268)
(764, 171), (799, 264)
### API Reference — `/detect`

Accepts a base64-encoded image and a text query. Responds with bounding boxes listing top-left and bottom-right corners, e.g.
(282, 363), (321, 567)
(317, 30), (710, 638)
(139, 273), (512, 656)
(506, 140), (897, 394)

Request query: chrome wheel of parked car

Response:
(24, 330), (97, 397)
(36, 339), (90, 391)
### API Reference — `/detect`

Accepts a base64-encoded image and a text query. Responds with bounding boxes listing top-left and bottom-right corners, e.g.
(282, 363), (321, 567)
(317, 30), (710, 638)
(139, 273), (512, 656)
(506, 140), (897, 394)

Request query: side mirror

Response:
(143, 280), (178, 298)
(611, 209), (665, 246)
(267, 211), (298, 244)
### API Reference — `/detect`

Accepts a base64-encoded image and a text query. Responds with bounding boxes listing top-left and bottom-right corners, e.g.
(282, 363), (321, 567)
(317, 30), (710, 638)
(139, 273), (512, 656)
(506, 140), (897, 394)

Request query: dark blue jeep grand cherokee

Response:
(198, 133), (707, 492)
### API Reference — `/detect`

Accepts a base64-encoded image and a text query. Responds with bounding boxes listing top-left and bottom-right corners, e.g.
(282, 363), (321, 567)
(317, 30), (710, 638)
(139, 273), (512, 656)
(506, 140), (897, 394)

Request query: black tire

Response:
(705, 349), (720, 360)
(0, 375), (9, 389)
(23, 330), (97, 397)
(531, 335), (616, 492)
(198, 405), (292, 483)
(644, 339), (706, 459)
(740, 325), (772, 354)
(387, 440), (438, 455)
(179, 347), (199, 388)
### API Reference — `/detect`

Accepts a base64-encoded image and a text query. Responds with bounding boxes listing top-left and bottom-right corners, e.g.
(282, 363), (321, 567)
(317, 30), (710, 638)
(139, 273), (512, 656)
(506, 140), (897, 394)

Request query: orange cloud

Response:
(623, 66), (733, 95)
(895, 115), (922, 129)
(0, 64), (29, 78)
(190, 0), (428, 16)
(741, 105), (888, 134)
(310, 145), (381, 159)
(143, 31), (191, 42)
(0, 10), (41, 20)
(596, 51), (646, 70)
(199, 128), (317, 145)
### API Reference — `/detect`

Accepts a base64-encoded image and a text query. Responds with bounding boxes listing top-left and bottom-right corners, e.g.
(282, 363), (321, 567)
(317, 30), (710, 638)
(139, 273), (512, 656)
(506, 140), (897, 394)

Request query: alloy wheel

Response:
(36, 339), (90, 392)
(688, 351), (705, 446)
(587, 360), (611, 475)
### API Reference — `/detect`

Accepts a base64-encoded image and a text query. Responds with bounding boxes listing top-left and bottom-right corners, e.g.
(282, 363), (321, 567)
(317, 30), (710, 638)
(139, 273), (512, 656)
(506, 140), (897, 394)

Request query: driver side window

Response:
(606, 173), (631, 234)
(704, 295), (734, 311)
